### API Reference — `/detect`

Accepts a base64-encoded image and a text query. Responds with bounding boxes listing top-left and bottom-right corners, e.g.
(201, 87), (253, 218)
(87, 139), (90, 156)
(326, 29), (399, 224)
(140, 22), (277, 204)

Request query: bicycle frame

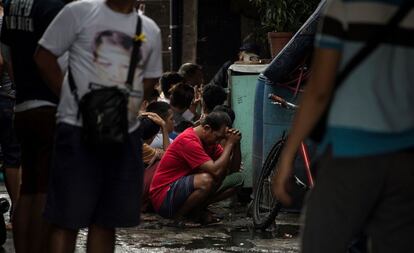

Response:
(269, 93), (314, 188)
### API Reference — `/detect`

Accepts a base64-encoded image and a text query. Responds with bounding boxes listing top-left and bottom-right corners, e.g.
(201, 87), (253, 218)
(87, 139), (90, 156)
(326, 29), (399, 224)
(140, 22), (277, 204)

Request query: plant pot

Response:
(267, 32), (293, 58)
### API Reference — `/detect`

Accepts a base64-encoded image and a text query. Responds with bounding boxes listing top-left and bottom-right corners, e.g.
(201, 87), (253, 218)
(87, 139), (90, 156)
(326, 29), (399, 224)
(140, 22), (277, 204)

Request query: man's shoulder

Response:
(176, 128), (197, 140)
(54, 0), (100, 16)
(140, 14), (160, 33)
(172, 129), (200, 147)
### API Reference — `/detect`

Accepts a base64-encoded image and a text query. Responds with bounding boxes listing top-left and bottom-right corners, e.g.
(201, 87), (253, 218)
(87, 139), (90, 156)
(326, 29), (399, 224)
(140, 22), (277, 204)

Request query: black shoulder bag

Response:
(310, 0), (413, 142)
(68, 16), (143, 146)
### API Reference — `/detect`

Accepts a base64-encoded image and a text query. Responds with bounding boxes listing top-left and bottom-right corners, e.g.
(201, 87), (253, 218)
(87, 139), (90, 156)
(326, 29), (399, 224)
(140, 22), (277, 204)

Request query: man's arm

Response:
(1, 43), (14, 82)
(272, 48), (341, 205)
(141, 111), (170, 150)
(228, 141), (242, 173)
(199, 131), (241, 180)
(143, 78), (158, 101)
(34, 46), (63, 97)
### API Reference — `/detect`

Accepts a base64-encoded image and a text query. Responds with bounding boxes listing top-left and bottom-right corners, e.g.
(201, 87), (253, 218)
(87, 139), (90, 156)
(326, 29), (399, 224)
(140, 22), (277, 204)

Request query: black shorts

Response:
(0, 98), (21, 169)
(44, 123), (144, 229)
(158, 175), (195, 218)
(15, 106), (55, 194)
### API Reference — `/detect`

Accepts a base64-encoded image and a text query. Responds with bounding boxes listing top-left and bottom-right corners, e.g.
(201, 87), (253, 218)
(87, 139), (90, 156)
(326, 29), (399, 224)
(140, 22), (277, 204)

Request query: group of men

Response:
(0, 0), (244, 251)
(1, 0), (413, 252)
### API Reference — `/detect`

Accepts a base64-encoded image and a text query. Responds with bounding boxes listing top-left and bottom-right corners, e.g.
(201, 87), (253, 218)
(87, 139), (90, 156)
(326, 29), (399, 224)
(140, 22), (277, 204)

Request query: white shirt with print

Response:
(39, 0), (163, 131)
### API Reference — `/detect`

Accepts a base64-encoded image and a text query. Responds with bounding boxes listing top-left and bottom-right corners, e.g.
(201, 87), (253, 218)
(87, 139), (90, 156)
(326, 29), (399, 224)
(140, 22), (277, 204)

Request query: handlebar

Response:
(268, 93), (298, 110)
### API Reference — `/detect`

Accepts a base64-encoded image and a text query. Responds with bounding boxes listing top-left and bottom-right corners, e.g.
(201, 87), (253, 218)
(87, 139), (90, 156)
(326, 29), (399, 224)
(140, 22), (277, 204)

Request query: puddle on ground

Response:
(137, 224), (300, 251)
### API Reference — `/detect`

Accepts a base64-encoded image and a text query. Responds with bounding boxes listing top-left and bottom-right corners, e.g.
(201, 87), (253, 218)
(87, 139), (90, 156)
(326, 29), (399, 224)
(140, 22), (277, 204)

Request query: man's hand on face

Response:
(225, 128), (241, 145)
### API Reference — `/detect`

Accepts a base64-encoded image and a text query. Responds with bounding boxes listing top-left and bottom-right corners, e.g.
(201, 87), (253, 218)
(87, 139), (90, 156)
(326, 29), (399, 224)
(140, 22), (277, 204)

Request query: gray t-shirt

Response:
(39, 0), (163, 131)
(0, 16), (14, 99)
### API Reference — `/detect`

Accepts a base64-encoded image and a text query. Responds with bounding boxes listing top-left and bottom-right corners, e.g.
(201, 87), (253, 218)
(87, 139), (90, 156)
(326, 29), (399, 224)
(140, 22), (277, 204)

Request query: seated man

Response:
(146, 101), (174, 149)
(194, 84), (227, 126)
(138, 112), (169, 167)
(169, 83), (195, 135)
(138, 112), (169, 212)
(158, 71), (183, 103)
(208, 42), (260, 88)
(178, 63), (203, 88)
(150, 111), (243, 225)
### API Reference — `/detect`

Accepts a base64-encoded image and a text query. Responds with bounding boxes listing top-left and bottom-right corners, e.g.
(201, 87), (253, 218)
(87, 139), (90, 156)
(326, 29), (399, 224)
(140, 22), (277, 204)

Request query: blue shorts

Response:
(44, 123), (143, 229)
(158, 175), (195, 218)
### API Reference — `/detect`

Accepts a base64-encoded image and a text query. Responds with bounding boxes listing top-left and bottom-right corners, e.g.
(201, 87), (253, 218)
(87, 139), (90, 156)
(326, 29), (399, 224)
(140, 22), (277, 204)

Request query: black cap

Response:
(239, 42), (260, 55)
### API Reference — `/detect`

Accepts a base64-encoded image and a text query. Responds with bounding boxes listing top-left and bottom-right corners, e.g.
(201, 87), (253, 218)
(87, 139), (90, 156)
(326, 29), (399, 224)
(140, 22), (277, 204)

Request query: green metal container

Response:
(228, 64), (268, 188)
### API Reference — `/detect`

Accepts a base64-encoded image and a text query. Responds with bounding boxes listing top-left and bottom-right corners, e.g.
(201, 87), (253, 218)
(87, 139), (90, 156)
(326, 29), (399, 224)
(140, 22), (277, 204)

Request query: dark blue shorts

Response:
(44, 123), (143, 229)
(158, 175), (195, 218)
(0, 98), (21, 169)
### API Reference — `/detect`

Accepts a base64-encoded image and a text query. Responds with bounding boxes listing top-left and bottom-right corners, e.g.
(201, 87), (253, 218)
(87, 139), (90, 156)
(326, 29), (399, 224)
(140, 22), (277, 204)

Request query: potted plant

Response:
(251, 0), (320, 57)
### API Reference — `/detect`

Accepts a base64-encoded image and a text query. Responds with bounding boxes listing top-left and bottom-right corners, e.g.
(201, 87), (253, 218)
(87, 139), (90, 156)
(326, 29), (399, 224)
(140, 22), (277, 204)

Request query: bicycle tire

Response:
(252, 138), (285, 229)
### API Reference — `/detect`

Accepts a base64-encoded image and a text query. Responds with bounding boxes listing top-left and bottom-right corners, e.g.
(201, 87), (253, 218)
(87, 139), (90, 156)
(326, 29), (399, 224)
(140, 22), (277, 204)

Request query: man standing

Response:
(150, 111), (243, 225)
(273, 0), (414, 252)
(1, 0), (66, 252)
(34, 0), (162, 252)
(0, 0), (21, 231)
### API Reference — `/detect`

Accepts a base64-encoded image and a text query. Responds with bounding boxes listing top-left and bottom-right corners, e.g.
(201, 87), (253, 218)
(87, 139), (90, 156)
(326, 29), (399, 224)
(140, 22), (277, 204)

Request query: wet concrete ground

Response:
(0, 185), (301, 252)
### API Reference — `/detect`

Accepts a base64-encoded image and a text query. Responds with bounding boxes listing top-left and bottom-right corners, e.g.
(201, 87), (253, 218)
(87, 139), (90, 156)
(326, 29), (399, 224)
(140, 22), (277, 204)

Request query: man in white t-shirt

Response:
(34, 0), (162, 251)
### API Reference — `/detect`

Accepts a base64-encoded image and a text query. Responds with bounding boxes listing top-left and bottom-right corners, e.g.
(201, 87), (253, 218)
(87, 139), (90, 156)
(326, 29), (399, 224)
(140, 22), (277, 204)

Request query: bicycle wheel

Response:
(252, 138), (285, 229)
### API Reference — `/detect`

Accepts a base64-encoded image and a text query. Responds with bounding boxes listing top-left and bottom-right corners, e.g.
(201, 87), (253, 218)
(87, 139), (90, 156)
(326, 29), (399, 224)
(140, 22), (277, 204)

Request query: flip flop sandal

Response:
(199, 211), (223, 226)
(167, 219), (202, 228)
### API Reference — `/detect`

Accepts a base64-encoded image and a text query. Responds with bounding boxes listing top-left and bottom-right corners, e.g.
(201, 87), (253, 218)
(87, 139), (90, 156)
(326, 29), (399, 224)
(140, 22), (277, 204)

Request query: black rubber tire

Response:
(252, 138), (285, 229)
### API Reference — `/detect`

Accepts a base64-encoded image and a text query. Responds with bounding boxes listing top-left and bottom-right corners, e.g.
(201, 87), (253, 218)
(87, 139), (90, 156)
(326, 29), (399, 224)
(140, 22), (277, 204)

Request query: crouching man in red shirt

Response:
(150, 111), (241, 225)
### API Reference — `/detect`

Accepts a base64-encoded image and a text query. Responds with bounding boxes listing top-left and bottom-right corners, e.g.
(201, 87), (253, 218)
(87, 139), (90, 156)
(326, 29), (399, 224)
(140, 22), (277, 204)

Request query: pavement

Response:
(0, 184), (301, 252)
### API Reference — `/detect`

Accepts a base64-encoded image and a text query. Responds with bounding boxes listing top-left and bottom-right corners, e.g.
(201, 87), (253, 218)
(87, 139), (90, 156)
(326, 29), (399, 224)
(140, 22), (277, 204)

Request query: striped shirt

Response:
(316, 0), (414, 157)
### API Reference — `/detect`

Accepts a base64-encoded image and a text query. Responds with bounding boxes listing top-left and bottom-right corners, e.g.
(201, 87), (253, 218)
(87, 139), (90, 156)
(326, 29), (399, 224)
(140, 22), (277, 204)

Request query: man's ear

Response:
(203, 124), (211, 132)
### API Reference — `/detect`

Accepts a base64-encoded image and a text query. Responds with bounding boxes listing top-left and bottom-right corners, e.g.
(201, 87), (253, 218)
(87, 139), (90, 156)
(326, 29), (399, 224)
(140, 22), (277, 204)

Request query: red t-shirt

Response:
(149, 128), (223, 211)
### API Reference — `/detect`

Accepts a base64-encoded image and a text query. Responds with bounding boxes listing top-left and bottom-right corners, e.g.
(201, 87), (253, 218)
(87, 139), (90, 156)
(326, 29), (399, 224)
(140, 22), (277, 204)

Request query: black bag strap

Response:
(335, 0), (413, 87)
(68, 68), (79, 102)
(68, 14), (143, 102)
(126, 15), (143, 89)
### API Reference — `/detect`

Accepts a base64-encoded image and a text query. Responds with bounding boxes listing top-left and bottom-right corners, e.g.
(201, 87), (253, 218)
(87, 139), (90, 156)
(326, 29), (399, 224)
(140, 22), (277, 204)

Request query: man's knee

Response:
(195, 173), (216, 193)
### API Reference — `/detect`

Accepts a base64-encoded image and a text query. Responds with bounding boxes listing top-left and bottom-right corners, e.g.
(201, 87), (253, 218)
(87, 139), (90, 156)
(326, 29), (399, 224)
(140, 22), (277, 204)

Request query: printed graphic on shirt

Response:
(5, 0), (34, 32)
(92, 30), (142, 94)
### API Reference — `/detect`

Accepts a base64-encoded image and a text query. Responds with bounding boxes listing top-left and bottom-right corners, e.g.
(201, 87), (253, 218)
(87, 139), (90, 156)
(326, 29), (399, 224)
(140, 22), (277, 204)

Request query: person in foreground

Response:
(34, 0), (162, 252)
(150, 111), (242, 226)
(272, 1), (414, 253)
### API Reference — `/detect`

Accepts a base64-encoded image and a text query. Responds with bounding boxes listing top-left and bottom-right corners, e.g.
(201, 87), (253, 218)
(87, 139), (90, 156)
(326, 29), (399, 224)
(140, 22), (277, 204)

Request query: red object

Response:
(149, 128), (223, 211)
(300, 142), (314, 188)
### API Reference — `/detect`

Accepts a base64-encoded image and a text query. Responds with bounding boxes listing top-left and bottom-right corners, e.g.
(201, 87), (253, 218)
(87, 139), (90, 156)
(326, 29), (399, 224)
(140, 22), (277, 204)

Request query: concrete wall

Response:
(140, 0), (172, 71)
(182, 0), (198, 64)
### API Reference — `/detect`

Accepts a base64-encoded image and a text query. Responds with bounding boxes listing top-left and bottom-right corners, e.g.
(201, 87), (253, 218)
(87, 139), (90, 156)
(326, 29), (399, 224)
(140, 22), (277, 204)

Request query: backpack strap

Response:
(126, 15), (144, 89)
(335, 0), (413, 86)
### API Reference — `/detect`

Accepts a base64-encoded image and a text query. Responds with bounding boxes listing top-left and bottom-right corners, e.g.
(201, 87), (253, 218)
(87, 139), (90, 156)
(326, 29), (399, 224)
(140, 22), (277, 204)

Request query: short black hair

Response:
(146, 101), (171, 120)
(169, 83), (194, 110)
(175, 120), (194, 133)
(148, 89), (160, 102)
(178, 63), (202, 79)
(202, 84), (227, 114)
(138, 116), (160, 140)
(159, 72), (183, 98)
(201, 111), (231, 131)
(213, 105), (235, 125)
